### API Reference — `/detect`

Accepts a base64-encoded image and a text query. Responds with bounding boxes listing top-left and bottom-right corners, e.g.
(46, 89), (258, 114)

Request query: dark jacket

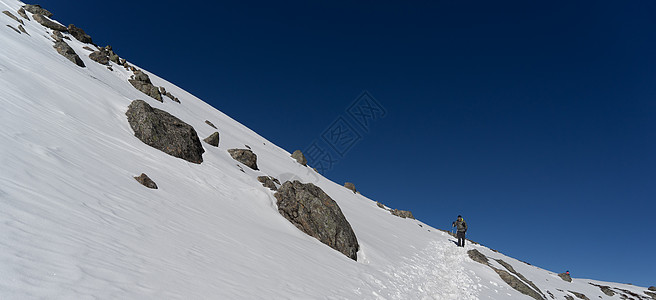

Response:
(453, 218), (467, 232)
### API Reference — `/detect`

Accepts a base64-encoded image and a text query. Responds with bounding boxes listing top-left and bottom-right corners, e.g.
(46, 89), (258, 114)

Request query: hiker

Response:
(566, 270), (570, 276)
(452, 215), (467, 247)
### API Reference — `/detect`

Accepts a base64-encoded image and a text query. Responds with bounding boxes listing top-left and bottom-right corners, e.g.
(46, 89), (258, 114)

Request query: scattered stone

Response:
(159, 86), (166, 94)
(274, 180), (359, 260)
(33, 14), (67, 32)
(17, 7), (29, 20)
(205, 120), (217, 129)
(3, 10), (24, 25)
(467, 249), (489, 265)
(23, 4), (52, 17)
(391, 209), (415, 219)
(129, 70), (162, 102)
(558, 272), (572, 282)
(244, 145), (251, 150)
(344, 182), (357, 193)
(17, 24), (27, 34)
(257, 176), (278, 191)
(82, 46), (94, 51)
(125, 100), (204, 164)
(291, 150), (307, 166)
(546, 290), (554, 299)
(650, 286), (656, 291)
(203, 132), (219, 147)
(53, 40), (85, 67)
(107, 66), (113, 71)
(376, 201), (385, 209)
(6, 24), (20, 34)
(227, 149), (258, 170)
(134, 173), (157, 189)
(119, 58), (126, 66)
(67, 24), (93, 44)
(109, 53), (119, 64)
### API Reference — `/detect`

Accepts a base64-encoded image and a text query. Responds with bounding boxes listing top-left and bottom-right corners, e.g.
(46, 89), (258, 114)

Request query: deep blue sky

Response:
(50, 1), (655, 287)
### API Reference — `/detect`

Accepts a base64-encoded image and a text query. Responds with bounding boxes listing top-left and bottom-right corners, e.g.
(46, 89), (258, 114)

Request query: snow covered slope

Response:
(0, 1), (652, 299)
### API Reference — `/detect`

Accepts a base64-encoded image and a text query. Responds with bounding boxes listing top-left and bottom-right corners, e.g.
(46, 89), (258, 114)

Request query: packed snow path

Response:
(361, 240), (479, 300)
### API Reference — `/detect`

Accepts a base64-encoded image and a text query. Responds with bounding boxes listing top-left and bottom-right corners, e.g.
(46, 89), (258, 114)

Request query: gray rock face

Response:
(129, 70), (162, 102)
(134, 173), (158, 189)
(125, 100), (204, 164)
(558, 272), (572, 282)
(53, 41), (85, 67)
(291, 150), (307, 166)
(589, 283), (615, 296)
(17, 7), (29, 20)
(391, 209), (415, 219)
(33, 14), (67, 32)
(257, 176), (279, 191)
(275, 180), (359, 260)
(227, 149), (258, 170)
(23, 4), (53, 17)
(3, 11), (24, 25)
(650, 286), (656, 291)
(67, 24), (93, 44)
(203, 132), (219, 147)
(568, 291), (589, 300)
(497, 259), (545, 299)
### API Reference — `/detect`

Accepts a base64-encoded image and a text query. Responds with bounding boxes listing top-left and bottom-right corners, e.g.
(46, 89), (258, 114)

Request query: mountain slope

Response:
(0, 1), (653, 299)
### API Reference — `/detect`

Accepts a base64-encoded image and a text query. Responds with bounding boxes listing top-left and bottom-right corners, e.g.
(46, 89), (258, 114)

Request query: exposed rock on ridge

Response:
(227, 149), (258, 170)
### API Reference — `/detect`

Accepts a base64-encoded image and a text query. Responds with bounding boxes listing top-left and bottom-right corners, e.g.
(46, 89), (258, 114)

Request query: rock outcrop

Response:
(227, 149), (258, 170)
(467, 249), (489, 265)
(291, 150), (307, 166)
(53, 41), (85, 67)
(203, 132), (219, 147)
(23, 4), (52, 17)
(89, 50), (109, 65)
(558, 272), (572, 282)
(344, 182), (357, 193)
(67, 24), (93, 44)
(129, 70), (162, 102)
(274, 180), (359, 260)
(125, 100), (204, 164)
(134, 173), (158, 189)
(33, 14), (67, 32)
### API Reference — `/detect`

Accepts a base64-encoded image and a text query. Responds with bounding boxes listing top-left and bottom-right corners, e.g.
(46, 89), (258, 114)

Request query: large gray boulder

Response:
(227, 149), (258, 170)
(558, 272), (572, 282)
(129, 70), (162, 102)
(23, 4), (52, 17)
(33, 14), (67, 32)
(125, 100), (204, 164)
(391, 209), (415, 219)
(67, 24), (93, 44)
(274, 180), (359, 260)
(53, 41), (85, 67)
(89, 50), (109, 65)
(291, 150), (307, 166)
(257, 176), (279, 191)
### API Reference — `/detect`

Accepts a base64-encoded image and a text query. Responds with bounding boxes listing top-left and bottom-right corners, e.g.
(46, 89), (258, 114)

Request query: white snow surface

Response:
(0, 1), (652, 299)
